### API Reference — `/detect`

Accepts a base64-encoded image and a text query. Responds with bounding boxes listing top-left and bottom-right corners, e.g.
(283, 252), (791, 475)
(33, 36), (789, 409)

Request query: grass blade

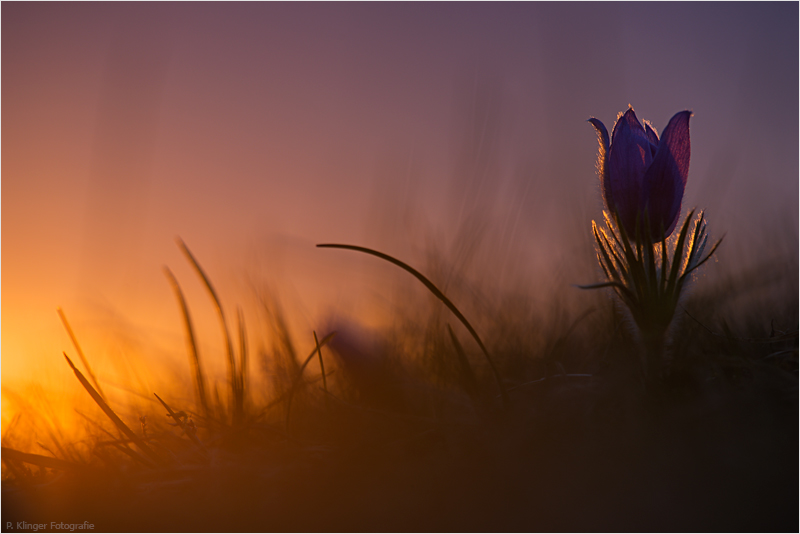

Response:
(285, 331), (337, 431)
(313, 331), (328, 397)
(64, 353), (163, 466)
(164, 267), (210, 419)
(153, 393), (208, 456)
(75, 409), (155, 469)
(1, 446), (96, 474)
(176, 238), (240, 425)
(236, 306), (248, 418)
(317, 243), (509, 408)
(57, 308), (106, 401)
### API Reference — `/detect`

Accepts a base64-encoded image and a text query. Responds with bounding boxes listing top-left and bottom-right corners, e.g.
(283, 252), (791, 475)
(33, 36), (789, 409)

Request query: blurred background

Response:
(2, 3), (797, 424)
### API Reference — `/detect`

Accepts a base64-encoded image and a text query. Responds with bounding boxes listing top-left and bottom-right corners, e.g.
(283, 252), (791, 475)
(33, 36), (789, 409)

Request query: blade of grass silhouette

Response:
(313, 331), (328, 397)
(237, 306), (248, 417)
(75, 409), (155, 469)
(164, 267), (210, 420)
(36, 442), (59, 459)
(316, 244), (509, 408)
(1, 446), (98, 474)
(285, 331), (336, 431)
(153, 393), (208, 456)
(63, 353), (163, 466)
(176, 238), (242, 426)
(57, 308), (106, 401)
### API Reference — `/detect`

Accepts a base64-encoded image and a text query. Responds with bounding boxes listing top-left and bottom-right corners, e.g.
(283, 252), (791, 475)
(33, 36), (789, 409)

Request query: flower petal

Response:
(644, 121), (659, 158)
(642, 110), (692, 237)
(607, 108), (653, 236)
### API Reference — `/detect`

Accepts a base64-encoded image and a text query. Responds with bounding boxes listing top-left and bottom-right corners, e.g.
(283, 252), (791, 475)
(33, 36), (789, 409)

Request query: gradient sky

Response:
(2, 3), (798, 399)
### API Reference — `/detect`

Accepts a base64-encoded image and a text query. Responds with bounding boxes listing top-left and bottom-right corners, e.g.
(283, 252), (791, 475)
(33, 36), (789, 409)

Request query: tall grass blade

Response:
(237, 306), (248, 418)
(164, 267), (210, 419)
(317, 243), (509, 408)
(63, 353), (162, 466)
(57, 308), (106, 401)
(176, 238), (240, 425)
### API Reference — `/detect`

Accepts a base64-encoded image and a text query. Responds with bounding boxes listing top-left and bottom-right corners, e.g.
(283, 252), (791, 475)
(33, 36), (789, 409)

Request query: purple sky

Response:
(2, 3), (797, 393)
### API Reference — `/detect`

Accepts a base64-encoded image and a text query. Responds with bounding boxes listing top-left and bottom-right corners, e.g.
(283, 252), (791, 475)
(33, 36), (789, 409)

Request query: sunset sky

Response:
(2, 3), (797, 406)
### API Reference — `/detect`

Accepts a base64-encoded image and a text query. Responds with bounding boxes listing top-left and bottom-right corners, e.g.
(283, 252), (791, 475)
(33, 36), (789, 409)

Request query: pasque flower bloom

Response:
(589, 107), (691, 239)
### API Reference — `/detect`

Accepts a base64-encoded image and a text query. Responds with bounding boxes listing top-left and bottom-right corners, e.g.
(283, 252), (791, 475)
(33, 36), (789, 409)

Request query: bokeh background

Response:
(3, 3), (797, 423)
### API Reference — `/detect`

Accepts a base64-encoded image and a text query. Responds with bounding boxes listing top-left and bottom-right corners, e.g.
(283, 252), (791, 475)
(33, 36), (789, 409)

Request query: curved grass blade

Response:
(177, 238), (241, 425)
(236, 306), (248, 417)
(64, 353), (163, 466)
(317, 243), (509, 407)
(164, 267), (210, 419)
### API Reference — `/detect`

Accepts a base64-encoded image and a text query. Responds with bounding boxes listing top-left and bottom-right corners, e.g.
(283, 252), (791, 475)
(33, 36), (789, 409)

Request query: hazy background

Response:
(3, 3), (797, 412)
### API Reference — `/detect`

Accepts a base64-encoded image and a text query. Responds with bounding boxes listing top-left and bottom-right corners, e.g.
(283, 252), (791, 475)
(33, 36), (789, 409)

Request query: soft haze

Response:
(2, 3), (797, 400)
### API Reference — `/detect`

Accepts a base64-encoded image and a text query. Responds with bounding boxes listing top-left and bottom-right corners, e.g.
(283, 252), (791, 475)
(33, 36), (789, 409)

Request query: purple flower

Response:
(589, 107), (692, 239)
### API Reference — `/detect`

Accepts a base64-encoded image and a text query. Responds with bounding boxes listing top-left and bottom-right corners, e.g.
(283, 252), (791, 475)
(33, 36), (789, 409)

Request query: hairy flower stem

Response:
(580, 209), (722, 387)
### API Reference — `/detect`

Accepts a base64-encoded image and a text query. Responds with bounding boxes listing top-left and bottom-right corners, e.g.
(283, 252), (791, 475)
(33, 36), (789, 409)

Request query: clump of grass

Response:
(2, 235), (796, 532)
(176, 238), (246, 426)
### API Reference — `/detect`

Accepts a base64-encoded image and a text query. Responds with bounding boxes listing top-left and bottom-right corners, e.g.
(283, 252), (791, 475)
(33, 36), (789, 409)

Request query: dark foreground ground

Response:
(3, 353), (797, 533)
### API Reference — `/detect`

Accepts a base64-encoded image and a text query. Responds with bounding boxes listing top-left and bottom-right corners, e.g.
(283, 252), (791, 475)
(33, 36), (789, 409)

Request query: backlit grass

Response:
(2, 235), (797, 532)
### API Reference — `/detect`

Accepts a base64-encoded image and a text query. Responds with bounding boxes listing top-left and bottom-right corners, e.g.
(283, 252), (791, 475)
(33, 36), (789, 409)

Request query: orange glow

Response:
(2, 0), (798, 471)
